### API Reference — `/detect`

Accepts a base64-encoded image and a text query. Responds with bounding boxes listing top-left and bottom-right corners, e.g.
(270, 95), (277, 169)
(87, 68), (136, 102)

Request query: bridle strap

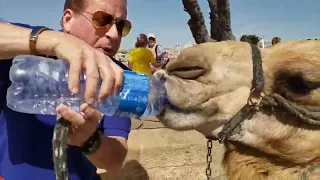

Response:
(214, 44), (320, 144)
(216, 44), (264, 143)
(250, 44), (264, 93)
(261, 93), (320, 125)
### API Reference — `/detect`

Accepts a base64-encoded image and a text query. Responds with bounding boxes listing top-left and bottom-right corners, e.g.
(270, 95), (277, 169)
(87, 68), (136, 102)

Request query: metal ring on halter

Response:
(247, 88), (266, 107)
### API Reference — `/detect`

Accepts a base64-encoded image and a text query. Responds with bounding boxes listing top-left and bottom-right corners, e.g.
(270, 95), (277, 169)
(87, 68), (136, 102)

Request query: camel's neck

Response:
(229, 111), (320, 164)
(196, 106), (320, 179)
(223, 141), (320, 180)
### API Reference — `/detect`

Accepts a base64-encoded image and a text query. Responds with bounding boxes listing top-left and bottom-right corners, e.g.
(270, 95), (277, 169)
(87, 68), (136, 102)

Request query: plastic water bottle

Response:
(6, 55), (167, 118)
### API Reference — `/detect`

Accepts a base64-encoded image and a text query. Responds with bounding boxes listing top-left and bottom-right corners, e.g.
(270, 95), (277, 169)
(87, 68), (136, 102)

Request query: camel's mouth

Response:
(154, 70), (221, 131)
(159, 99), (201, 115)
(157, 102), (213, 131)
(166, 101), (186, 113)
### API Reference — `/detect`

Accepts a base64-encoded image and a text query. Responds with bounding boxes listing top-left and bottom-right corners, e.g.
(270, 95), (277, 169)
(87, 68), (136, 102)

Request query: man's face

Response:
(148, 38), (156, 48)
(62, 0), (127, 57)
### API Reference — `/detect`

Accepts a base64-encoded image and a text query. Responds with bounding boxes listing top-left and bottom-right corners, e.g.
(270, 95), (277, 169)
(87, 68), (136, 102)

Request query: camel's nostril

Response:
(160, 74), (166, 82)
(153, 71), (167, 83)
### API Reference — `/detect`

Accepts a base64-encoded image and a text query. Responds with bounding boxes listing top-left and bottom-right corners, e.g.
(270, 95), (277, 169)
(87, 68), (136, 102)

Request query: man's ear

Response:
(61, 9), (75, 33)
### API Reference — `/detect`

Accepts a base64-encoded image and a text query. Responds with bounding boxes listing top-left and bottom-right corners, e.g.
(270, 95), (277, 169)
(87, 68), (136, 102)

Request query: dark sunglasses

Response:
(148, 37), (156, 41)
(83, 11), (132, 37)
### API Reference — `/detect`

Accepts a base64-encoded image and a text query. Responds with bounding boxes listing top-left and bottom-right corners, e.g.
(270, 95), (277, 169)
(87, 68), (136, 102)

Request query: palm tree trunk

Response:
(182, 0), (210, 44)
(207, 0), (235, 41)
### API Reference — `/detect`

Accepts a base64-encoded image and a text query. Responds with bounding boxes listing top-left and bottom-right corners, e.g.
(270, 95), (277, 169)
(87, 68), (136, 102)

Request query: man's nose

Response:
(105, 24), (120, 39)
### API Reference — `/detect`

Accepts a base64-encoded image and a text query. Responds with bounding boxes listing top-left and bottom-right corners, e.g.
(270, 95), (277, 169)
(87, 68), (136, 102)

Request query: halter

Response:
(211, 44), (320, 144)
(205, 44), (320, 180)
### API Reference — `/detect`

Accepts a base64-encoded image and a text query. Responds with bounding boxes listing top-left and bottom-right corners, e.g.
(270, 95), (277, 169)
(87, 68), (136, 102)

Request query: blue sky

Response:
(0, 0), (319, 49)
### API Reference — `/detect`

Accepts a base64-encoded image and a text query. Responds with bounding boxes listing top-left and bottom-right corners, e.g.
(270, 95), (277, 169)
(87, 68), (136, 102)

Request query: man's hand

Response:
(56, 103), (102, 147)
(53, 33), (124, 104)
(0, 23), (123, 104)
(56, 104), (128, 170)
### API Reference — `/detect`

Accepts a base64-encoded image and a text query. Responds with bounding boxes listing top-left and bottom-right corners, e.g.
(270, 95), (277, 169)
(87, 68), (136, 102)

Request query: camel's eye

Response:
(169, 66), (206, 79)
(287, 75), (312, 94)
(274, 72), (320, 95)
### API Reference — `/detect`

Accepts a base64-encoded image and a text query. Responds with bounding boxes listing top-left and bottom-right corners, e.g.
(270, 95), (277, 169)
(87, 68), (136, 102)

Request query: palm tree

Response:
(182, 0), (235, 44)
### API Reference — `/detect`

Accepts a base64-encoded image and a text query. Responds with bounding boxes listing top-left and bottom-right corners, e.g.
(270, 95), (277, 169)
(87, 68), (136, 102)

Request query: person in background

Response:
(0, 0), (132, 179)
(147, 33), (169, 73)
(271, 36), (281, 45)
(128, 33), (161, 75)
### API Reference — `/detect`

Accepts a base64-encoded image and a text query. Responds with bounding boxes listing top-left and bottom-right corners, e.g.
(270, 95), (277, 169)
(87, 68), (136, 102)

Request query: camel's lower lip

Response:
(157, 102), (185, 118)
(161, 100), (198, 114)
(168, 101), (182, 111)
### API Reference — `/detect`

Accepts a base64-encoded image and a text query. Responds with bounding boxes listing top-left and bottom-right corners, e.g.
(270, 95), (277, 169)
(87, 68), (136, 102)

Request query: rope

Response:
(52, 117), (71, 180)
(131, 119), (168, 130)
(261, 93), (320, 125)
(250, 44), (264, 92)
(249, 44), (320, 126)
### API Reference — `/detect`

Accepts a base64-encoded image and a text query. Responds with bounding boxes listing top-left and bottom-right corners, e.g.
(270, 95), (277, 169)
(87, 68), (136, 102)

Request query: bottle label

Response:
(116, 71), (150, 118)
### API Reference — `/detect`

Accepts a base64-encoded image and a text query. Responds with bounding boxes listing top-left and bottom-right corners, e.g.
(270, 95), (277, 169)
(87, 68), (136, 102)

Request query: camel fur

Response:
(154, 40), (320, 180)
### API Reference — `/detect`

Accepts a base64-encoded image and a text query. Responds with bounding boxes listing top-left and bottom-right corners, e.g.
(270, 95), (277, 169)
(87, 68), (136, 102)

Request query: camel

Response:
(272, 37), (281, 45)
(153, 40), (320, 180)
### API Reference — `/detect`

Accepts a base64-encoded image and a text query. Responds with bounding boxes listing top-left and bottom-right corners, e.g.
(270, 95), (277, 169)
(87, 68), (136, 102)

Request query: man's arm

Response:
(87, 116), (131, 170)
(150, 51), (162, 68)
(56, 104), (131, 170)
(0, 22), (123, 102)
(0, 22), (61, 59)
(155, 45), (164, 61)
(86, 136), (128, 170)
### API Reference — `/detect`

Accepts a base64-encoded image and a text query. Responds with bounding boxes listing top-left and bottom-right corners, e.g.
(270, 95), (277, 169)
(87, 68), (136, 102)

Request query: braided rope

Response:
(52, 117), (71, 180)
(261, 93), (320, 125)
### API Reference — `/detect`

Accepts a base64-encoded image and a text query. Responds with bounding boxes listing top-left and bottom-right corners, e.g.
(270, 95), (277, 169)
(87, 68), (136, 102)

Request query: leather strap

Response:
(217, 104), (254, 143)
(81, 129), (103, 155)
(29, 26), (49, 55)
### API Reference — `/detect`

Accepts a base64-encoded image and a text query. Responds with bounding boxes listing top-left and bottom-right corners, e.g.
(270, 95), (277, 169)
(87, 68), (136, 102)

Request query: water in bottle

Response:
(6, 55), (167, 118)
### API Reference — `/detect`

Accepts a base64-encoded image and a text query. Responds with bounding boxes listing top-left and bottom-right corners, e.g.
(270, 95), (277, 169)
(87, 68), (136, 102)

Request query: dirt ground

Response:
(97, 118), (227, 180)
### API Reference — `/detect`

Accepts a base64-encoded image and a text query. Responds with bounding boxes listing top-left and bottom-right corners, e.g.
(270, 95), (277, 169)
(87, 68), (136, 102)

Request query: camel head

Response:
(155, 40), (320, 148)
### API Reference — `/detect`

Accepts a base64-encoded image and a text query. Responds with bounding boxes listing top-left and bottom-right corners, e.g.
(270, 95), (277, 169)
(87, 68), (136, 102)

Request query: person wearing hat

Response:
(148, 33), (169, 73)
(128, 33), (161, 75)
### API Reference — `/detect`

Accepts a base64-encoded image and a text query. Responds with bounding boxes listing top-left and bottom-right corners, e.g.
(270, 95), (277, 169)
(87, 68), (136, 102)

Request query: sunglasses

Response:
(83, 11), (132, 37)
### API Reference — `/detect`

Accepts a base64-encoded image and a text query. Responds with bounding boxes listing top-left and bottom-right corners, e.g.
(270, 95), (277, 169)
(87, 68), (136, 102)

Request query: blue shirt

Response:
(0, 23), (131, 180)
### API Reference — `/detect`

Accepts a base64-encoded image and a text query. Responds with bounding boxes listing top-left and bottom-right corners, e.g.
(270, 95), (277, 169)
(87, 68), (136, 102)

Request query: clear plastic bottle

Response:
(6, 55), (167, 118)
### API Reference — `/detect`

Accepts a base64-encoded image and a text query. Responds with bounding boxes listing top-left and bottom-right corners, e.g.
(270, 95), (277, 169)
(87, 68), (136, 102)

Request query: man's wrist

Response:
(36, 30), (62, 56)
(29, 26), (49, 55)
(81, 129), (103, 155)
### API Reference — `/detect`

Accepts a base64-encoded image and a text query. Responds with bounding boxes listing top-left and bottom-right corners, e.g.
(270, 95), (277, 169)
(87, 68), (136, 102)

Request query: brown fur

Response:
(155, 40), (320, 179)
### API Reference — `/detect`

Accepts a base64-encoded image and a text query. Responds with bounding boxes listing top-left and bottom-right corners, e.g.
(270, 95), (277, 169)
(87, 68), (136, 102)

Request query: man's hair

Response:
(61, 0), (127, 27)
(63, 0), (86, 13)
(63, 0), (127, 12)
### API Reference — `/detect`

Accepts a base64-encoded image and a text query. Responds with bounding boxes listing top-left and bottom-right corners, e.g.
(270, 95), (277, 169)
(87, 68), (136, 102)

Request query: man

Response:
(0, 0), (131, 179)
(147, 33), (169, 72)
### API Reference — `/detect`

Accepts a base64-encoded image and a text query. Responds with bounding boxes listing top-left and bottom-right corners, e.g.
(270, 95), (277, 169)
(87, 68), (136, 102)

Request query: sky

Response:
(0, 0), (319, 50)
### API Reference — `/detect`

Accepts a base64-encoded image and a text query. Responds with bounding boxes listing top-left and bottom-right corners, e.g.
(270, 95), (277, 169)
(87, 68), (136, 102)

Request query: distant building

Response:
(184, 41), (195, 48)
